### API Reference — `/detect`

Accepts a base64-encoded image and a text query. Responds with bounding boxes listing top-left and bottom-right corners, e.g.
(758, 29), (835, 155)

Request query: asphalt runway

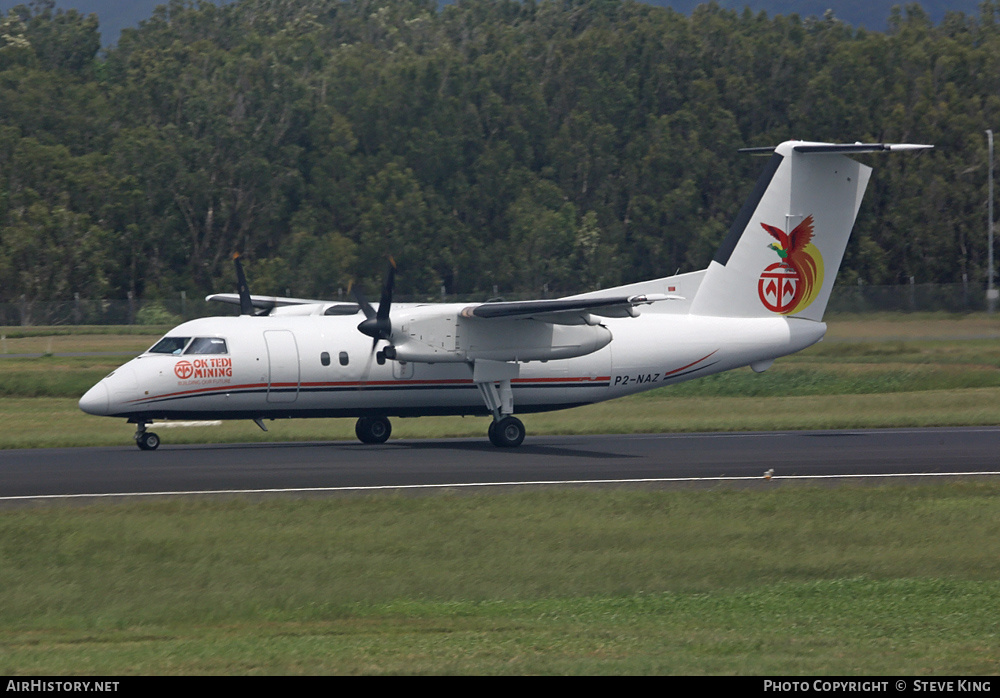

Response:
(2, 426), (999, 502)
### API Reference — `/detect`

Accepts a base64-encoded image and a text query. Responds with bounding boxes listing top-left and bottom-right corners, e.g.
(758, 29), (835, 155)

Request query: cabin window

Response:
(185, 337), (228, 355)
(321, 352), (331, 366)
(148, 336), (191, 355)
(339, 351), (349, 366)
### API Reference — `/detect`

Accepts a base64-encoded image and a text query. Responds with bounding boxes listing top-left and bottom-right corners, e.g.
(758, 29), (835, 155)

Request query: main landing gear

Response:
(488, 415), (525, 448)
(355, 416), (392, 444)
(134, 422), (160, 451)
(477, 369), (526, 448)
(350, 362), (528, 448)
(352, 414), (526, 447)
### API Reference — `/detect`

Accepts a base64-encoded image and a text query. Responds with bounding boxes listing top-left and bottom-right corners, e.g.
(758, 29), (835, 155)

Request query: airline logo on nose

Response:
(174, 357), (232, 380)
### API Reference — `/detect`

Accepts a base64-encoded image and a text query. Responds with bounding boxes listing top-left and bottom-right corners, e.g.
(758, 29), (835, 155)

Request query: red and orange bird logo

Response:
(757, 215), (824, 314)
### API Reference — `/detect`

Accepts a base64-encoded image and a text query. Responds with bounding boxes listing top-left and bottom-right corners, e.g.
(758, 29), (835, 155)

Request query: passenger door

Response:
(264, 330), (300, 403)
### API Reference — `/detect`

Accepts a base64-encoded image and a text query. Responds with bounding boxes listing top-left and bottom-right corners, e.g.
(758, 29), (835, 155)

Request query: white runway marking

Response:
(4, 470), (1000, 502)
(635, 427), (1000, 439)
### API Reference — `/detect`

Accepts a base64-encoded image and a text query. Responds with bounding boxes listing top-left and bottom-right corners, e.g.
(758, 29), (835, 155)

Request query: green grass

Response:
(2, 486), (999, 674)
(0, 358), (114, 398)
(2, 579), (997, 674)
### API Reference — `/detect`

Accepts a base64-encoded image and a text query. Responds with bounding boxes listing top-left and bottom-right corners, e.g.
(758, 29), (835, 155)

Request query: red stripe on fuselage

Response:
(663, 350), (718, 377)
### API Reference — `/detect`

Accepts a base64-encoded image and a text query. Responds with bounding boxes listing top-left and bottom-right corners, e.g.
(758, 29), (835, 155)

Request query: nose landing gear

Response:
(134, 422), (160, 451)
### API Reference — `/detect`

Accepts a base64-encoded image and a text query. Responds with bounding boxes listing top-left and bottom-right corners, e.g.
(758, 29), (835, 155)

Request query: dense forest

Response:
(1, 0), (998, 304)
(1, 1), (985, 43)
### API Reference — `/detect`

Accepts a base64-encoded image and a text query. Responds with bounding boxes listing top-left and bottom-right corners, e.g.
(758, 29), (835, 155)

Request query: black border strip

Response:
(713, 152), (783, 267)
(112, 402), (594, 421)
(793, 143), (889, 153)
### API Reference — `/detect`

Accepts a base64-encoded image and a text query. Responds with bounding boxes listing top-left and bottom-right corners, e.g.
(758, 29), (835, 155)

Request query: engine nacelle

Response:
(387, 314), (612, 363)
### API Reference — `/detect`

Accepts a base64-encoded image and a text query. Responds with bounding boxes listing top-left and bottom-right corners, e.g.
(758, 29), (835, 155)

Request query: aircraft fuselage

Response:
(79, 308), (825, 423)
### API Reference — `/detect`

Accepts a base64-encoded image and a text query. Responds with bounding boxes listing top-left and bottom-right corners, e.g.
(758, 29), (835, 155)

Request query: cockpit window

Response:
(148, 336), (191, 355)
(185, 337), (228, 355)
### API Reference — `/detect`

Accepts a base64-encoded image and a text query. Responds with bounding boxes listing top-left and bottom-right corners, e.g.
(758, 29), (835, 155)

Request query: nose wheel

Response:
(134, 423), (160, 451)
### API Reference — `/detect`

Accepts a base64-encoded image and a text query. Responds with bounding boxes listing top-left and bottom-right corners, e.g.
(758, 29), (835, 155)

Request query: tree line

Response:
(1, 0), (999, 304)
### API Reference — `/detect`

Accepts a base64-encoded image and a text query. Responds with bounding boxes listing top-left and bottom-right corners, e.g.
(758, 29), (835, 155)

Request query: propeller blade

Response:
(377, 257), (396, 322)
(350, 280), (376, 321)
(357, 340), (377, 390)
(354, 289), (377, 321)
(233, 254), (254, 316)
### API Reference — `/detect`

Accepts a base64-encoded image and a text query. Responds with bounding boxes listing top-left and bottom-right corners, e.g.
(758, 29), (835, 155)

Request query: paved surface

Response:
(2, 427), (998, 501)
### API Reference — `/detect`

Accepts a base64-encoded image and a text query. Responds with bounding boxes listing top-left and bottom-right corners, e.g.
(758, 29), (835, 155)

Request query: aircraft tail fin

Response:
(689, 141), (931, 321)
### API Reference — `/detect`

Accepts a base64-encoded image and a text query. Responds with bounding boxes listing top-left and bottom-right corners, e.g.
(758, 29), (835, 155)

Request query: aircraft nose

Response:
(78, 381), (109, 416)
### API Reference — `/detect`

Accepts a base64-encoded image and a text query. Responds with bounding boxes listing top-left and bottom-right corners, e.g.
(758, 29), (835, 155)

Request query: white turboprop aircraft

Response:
(80, 140), (931, 450)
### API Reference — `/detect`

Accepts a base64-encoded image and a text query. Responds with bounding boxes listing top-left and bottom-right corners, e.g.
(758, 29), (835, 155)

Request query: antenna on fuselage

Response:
(233, 253), (254, 316)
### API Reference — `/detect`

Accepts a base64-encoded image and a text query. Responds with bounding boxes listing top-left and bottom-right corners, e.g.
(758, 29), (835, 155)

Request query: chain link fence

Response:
(0, 283), (996, 326)
(0, 294), (222, 326)
(826, 281), (995, 314)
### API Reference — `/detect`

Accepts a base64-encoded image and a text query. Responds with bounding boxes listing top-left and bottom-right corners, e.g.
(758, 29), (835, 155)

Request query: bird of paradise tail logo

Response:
(757, 215), (824, 314)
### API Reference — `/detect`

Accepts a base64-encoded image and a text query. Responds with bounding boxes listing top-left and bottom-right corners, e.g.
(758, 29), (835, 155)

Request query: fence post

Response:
(988, 130), (996, 313)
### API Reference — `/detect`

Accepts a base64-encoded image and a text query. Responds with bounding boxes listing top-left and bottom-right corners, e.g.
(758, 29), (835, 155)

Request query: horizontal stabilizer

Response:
(740, 142), (933, 155)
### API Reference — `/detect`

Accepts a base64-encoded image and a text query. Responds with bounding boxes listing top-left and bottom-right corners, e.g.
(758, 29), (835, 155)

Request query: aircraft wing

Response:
(460, 293), (680, 324)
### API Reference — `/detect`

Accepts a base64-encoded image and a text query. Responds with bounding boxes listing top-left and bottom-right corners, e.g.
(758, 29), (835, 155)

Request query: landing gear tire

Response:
(488, 416), (525, 448)
(355, 416), (392, 444)
(137, 431), (160, 451)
